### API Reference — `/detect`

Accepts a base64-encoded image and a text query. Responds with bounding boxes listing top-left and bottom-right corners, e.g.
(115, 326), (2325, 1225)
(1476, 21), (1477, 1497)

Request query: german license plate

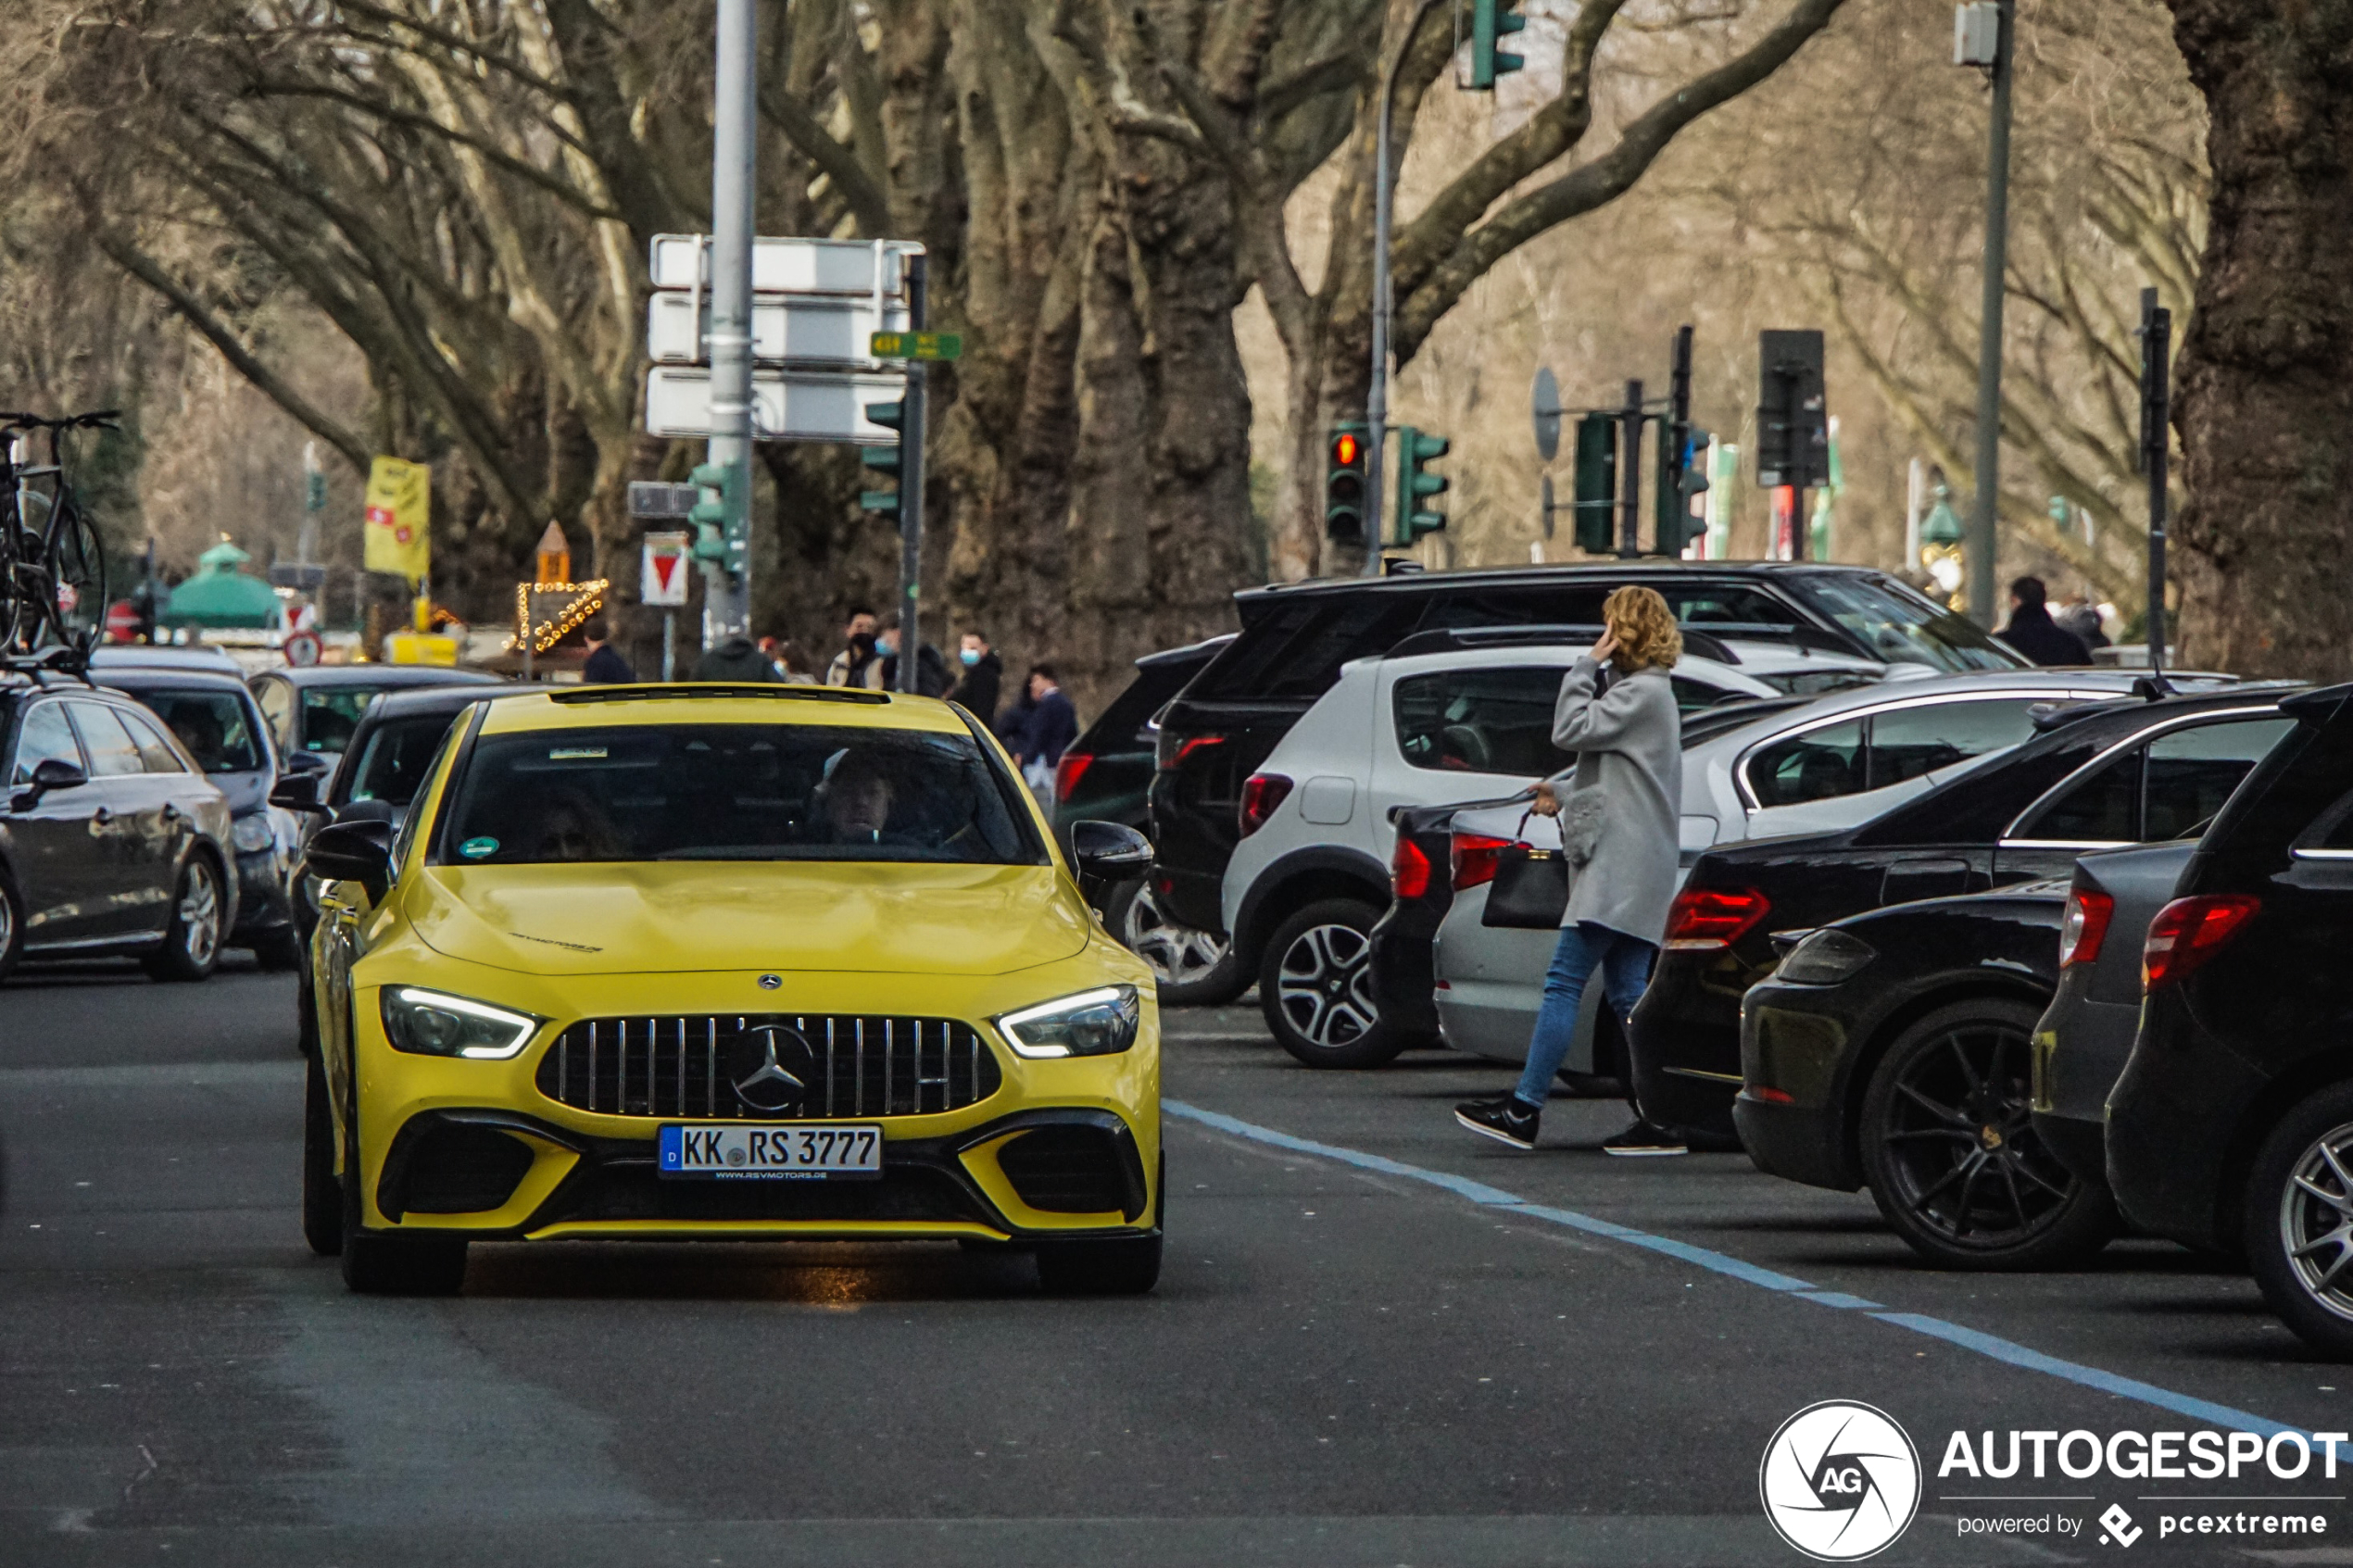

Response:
(657, 1123), (884, 1181)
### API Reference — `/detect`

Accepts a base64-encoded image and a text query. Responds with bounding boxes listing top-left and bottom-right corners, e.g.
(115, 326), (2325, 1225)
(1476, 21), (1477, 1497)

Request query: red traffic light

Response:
(1331, 431), (1361, 467)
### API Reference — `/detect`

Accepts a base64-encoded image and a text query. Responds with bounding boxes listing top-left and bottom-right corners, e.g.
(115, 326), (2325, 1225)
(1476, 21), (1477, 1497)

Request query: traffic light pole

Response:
(701, 0), (757, 648)
(897, 255), (929, 693)
(1966, 0), (2015, 628)
(1362, 0), (1443, 578)
(1617, 380), (1642, 559)
(2139, 287), (2170, 675)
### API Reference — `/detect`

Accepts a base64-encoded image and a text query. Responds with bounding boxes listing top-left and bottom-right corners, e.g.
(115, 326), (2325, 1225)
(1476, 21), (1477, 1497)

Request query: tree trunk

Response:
(2164, 0), (2353, 677)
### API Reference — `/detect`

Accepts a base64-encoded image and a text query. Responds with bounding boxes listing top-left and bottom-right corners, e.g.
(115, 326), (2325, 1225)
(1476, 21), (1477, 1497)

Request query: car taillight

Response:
(2143, 895), (2260, 991)
(1239, 773), (1292, 837)
(2057, 887), (2114, 969)
(1664, 887), (1770, 951)
(1156, 731), (1225, 771)
(1392, 837), (1432, 900)
(1451, 833), (1511, 892)
(1053, 751), (1094, 805)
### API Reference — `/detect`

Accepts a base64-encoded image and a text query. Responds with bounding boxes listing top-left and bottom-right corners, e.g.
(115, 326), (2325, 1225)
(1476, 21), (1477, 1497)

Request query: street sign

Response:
(628, 482), (701, 520)
(1532, 367), (1562, 462)
(869, 331), (963, 362)
(644, 366), (910, 443)
(282, 630), (323, 668)
(648, 234), (917, 295)
(267, 563), (328, 590)
(640, 532), (691, 607)
(647, 293), (912, 367)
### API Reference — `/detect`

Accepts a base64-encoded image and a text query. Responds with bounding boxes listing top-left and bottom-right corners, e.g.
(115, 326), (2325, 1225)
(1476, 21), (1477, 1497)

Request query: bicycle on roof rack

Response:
(1, 408), (115, 665)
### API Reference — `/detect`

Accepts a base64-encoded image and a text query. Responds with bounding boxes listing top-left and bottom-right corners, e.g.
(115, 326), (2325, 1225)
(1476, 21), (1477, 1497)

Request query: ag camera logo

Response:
(1760, 1400), (1922, 1561)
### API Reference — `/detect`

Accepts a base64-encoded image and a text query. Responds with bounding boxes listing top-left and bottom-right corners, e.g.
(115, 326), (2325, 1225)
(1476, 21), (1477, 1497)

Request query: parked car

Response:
(1, 673), (238, 983)
(1218, 630), (1784, 1067)
(248, 664), (503, 759)
(2106, 682), (2353, 1355)
(2027, 839), (2200, 1188)
(1732, 880), (2116, 1269)
(1049, 634), (1238, 1002)
(96, 664), (322, 969)
(1432, 670), (2211, 1082)
(1149, 563), (2025, 957)
(1627, 683), (2287, 1140)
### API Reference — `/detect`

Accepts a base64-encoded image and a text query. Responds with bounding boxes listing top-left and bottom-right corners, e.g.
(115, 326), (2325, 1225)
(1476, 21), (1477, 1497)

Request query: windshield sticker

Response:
(459, 836), (499, 859)
(548, 746), (609, 760)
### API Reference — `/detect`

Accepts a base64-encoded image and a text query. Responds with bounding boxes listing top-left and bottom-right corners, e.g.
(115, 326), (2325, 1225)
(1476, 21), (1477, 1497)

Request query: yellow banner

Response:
(363, 457), (431, 582)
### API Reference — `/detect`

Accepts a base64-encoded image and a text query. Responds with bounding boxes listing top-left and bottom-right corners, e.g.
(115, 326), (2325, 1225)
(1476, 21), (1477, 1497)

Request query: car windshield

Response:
(301, 685), (396, 754)
(139, 691), (263, 773)
(347, 712), (473, 806)
(434, 722), (1046, 867)
(1785, 576), (2023, 672)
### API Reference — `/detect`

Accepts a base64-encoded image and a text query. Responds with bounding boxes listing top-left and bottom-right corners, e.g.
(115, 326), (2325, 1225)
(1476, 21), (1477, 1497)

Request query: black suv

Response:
(2107, 682), (2353, 1355)
(1146, 563), (2022, 937)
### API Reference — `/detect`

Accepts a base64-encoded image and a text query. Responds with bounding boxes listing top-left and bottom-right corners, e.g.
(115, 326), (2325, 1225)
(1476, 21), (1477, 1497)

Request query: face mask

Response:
(960, 648), (981, 667)
(849, 632), (875, 654)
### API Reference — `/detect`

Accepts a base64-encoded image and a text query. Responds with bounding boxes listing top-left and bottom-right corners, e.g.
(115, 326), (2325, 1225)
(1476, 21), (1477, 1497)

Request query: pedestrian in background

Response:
(824, 607), (881, 687)
(1995, 576), (2092, 666)
(2054, 592), (2109, 654)
(692, 629), (784, 682)
(770, 638), (818, 684)
(875, 611), (951, 696)
(1455, 585), (1687, 1156)
(581, 617), (635, 684)
(1008, 664), (1077, 805)
(951, 630), (1002, 727)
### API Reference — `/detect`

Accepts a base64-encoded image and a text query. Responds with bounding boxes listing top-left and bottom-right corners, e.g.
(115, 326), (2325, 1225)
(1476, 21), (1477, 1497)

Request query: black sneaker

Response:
(1602, 1119), (1688, 1157)
(1455, 1096), (1541, 1150)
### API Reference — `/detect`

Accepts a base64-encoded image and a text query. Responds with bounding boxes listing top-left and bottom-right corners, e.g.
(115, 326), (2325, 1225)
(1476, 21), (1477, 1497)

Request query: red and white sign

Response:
(640, 531), (691, 608)
(283, 630), (324, 668)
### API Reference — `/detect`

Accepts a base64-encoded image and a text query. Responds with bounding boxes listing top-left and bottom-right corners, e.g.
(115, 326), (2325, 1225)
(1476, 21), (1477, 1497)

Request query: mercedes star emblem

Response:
(757, 973), (783, 990)
(728, 1024), (814, 1112)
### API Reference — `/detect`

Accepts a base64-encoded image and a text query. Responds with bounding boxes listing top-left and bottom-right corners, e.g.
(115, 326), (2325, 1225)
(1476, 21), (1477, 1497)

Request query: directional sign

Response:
(643, 366), (910, 443)
(640, 531), (691, 607)
(869, 331), (963, 362)
(628, 482), (701, 520)
(647, 293), (912, 367)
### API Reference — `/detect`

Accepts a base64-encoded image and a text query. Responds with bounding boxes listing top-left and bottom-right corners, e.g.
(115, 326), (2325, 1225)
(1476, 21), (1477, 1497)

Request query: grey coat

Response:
(1548, 658), (1682, 945)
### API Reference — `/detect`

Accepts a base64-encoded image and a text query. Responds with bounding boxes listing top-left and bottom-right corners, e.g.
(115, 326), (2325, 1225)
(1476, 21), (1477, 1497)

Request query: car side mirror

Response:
(305, 819), (397, 905)
(333, 797), (396, 828)
(10, 757), (89, 810)
(283, 749), (330, 777)
(1068, 820), (1152, 883)
(269, 772), (330, 815)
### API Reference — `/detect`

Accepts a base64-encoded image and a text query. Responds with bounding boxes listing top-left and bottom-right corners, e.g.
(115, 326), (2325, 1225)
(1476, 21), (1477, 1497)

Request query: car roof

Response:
(255, 665), (506, 688)
(472, 684), (974, 737)
(94, 668), (257, 697)
(359, 686), (507, 722)
(1137, 633), (1235, 670)
(1341, 640), (1778, 696)
(89, 646), (244, 671)
(1233, 560), (1893, 606)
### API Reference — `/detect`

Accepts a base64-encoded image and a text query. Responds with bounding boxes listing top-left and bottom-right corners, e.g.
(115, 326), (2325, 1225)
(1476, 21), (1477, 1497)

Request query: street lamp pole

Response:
(1965, 0), (2014, 628)
(702, 0), (757, 646)
(1363, 0), (1441, 579)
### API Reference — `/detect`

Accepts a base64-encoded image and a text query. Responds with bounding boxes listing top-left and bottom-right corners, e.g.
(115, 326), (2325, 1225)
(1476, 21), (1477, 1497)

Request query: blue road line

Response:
(1164, 1098), (2304, 1440)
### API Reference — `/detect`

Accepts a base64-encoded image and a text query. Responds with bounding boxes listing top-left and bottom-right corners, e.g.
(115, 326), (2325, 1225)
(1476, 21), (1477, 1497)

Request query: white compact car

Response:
(1430, 667), (2233, 1075)
(1214, 627), (1808, 1068)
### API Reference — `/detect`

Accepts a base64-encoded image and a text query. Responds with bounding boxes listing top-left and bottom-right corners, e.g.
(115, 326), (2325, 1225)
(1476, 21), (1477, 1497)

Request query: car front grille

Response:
(534, 1014), (1002, 1121)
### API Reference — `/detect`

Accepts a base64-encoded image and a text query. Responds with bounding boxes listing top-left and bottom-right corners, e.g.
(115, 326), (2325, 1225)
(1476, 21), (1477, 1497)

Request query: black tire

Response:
(141, 855), (224, 984)
(2245, 1082), (2353, 1359)
(0, 866), (24, 985)
(1858, 997), (2118, 1271)
(296, 960), (321, 1059)
(1259, 897), (1403, 1070)
(339, 1079), (467, 1296)
(1036, 1234), (1162, 1295)
(303, 1051), (343, 1257)
(253, 923), (306, 973)
(1111, 878), (1247, 1006)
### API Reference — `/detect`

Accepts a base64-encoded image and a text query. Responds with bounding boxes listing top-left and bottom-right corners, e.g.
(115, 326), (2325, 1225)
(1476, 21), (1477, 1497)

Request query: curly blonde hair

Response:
(1604, 584), (1682, 672)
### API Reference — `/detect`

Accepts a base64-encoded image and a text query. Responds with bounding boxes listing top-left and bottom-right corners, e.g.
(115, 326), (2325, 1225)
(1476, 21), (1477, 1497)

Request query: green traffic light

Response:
(1572, 414), (1617, 553)
(1470, 0), (1527, 89)
(1396, 426), (1451, 542)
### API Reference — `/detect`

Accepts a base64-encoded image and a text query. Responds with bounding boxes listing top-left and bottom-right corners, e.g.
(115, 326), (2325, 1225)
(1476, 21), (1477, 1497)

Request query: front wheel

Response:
(2246, 1083), (2353, 1359)
(1112, 879), (1247, 1006)
(142, 856), (223, 983)
(1035, 1234), (1162, 1295)
(339, 1077), (468, 1296)
(0, 867), (24, 985)
(1260, 897), (1403, 1070)
(253, 923), (306, 973)
(303, 1052), (342, 1257)
(1858, 997), (2117, 1271)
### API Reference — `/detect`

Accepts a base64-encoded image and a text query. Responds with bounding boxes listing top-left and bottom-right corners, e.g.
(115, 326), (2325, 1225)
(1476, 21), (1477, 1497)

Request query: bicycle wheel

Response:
(39, 501), (105, 646)
(2, 522), (37, 653)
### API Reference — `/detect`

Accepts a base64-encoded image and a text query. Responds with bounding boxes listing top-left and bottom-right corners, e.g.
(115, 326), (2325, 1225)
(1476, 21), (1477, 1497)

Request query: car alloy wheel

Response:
(1123, 883), (1229, 987)
(2246, 1085), (2353, 1357)
(178, 864), (221, 968)
(1259, 898), (1404, 1070)
(2278, 1122), (2353, 1323)
(1860, 998), (2114, 1270)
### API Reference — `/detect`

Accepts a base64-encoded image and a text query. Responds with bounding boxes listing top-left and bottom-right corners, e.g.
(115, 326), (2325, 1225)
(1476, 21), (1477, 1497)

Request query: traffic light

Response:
(860, 400), (906, 529)
(1325, 421), (1370, 545)
(687, 459), (734, 559)
(1656, 324), (1707, 554)
(1394, 427), (1450, 542)
(1571, 413), (1617, 553)
(1470, 0), (1527, 89)
(1755, 329), (1828, 491)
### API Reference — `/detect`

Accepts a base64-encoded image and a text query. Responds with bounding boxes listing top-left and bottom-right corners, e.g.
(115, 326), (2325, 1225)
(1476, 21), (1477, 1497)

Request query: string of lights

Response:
(507, 579), (610, 654)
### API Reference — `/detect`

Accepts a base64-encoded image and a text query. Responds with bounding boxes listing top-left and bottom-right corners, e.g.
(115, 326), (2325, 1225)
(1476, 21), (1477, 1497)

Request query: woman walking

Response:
(1454, 585), (1686, 1155)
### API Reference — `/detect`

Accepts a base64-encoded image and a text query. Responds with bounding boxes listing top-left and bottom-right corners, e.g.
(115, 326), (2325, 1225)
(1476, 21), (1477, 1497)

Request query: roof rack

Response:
(0, 640), (97, 688)
(546, 683), (892, 706)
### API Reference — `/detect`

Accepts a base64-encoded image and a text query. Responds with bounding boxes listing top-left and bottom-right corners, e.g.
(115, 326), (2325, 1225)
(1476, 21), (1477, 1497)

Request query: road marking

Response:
(1165, 1099), (2304, 1440)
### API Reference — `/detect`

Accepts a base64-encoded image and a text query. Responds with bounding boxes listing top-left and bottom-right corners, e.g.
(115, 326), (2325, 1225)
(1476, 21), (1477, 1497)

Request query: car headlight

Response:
(232, 814), (276, 853)
(380, 987), (544, 1060)
(1775, 928), (1876, 986)
(994, 985), (1141, 1059)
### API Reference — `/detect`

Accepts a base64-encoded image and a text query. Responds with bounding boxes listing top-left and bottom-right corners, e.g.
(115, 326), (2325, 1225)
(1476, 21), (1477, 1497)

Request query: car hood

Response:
(405, 860), (1091, 977)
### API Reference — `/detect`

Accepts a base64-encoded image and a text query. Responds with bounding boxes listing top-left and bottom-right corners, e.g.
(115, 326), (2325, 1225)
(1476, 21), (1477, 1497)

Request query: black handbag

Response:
(1481, 809), (1571, 929)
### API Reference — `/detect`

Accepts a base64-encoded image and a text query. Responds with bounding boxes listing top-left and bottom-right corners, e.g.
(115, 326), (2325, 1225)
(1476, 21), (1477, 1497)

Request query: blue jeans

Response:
(1514, 922), (1657, 1108)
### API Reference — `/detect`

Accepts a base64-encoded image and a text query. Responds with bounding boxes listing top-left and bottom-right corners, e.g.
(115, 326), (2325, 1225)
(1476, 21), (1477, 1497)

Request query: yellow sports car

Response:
(297, 684), (1161, 1296)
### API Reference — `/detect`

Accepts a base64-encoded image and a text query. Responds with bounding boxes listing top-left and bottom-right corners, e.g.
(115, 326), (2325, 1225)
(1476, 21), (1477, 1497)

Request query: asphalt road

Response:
(3, 965), (2347, 1566)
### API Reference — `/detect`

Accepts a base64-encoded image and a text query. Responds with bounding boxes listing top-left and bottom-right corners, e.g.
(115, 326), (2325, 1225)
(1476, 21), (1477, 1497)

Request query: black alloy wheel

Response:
(2246, 1083), (2353, 1359)
(0, 867), (23, 985)
(1108, 878), (1247, 1006)
(1035, 1234), (1163, 1295)
(1259, 897), (1404, 1070)
(1859, 997), (2117, 1270)
(338, 1051), (469, 1296)
(302, 1051), (343, 1257)
(142, 856), (223, 984)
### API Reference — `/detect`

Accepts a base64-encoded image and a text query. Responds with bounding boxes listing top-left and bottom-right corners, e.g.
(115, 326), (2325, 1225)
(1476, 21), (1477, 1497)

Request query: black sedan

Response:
(2108, 682), (2353, 1355)
(2, 675), (238, 983)
(1631, 685), (2296, 1140)
(248, 663), (502, 760)
(1735, 880), (2119, 1269)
